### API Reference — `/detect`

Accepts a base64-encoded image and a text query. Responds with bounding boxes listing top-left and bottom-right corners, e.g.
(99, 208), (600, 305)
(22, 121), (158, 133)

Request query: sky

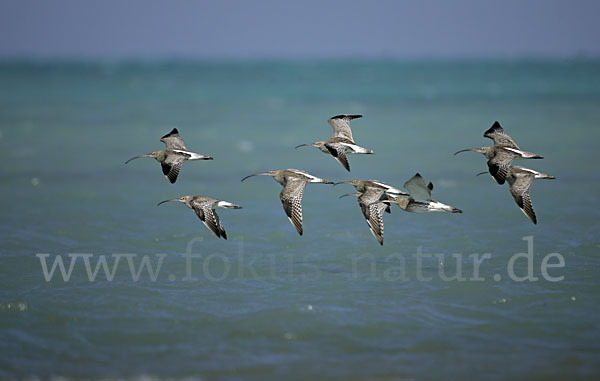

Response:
(0, 0), (599, 59)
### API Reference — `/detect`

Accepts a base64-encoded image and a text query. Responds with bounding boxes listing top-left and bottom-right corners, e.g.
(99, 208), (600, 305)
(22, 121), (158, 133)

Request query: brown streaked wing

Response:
(359, 200), (387, 245)
(508, 173), (537, 224)
(280, 179), (306, 235)
(328, 115), (362, 143)
(160, 128), (188, 150)
(483, 122), (520, 149)
(193, 202), (226, 238)
(325, 142), (350, 171)
(487, 148), (516, 185)
(162, 155), (184, 184)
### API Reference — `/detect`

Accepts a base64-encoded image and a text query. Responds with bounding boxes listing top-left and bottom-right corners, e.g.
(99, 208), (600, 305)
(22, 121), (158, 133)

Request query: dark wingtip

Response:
(484, 121), (503, 137)
(330, 114), (363, 120)
(161, 128), (179, 139)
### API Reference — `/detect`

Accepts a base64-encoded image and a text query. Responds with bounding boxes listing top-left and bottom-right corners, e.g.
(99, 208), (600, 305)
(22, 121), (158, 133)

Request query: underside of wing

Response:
(161, 155), (184, 183)
(193, 204), (227, 238)
(487, 149), (514, 184)
(509, 175), (537, 224)
(280, 179), (306, 235)
(403, 173), (432, 201)
(512, 191), (537, 224)
(359, 201), (387, 245)
(325, 142), (350, 171)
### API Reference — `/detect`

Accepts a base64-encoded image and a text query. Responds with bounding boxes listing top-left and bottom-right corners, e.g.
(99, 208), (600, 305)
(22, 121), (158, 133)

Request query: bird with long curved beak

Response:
(241, 169), (333, 235)
(157, 195), (242, 239)
(454, 121), (543, 184)
(295, 114), (374, 172)
(125, 128), (213, 183)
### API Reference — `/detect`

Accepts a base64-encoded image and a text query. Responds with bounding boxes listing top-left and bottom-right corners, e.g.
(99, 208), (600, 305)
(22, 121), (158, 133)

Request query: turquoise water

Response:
(1, 60), (599, 379)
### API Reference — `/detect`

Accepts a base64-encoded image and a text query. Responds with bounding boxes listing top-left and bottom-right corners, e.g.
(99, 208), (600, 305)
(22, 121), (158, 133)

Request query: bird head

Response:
(157, 196), (192, 206)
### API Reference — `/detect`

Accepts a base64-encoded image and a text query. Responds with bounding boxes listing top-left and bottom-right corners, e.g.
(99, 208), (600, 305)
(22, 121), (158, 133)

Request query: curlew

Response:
(385, 173), (462, 213)
(126, 128), (213, 183)
(454, 121), (543, 184)
(157, 196), (242, 239)
(505, 166), (555, 224)
(295, 115), (374, 171)
(241, 169), (333, 235)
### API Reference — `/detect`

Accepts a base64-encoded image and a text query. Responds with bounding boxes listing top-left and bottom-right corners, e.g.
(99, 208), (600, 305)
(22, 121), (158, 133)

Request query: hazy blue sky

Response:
(0, 0), (599, 59)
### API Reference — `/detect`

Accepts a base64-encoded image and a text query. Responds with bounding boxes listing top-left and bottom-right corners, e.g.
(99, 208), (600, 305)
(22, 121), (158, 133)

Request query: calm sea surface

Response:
(1, 60), (599, 380)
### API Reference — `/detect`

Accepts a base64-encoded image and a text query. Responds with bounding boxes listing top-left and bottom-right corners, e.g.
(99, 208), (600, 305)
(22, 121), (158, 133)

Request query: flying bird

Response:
(295, 115), (374, 171)
(455, 121), (543, 184)
(126, 128), (213, 183)
(241, 169), (333, 235)
(385, 173), (462, 213)
(157, 196), (242, 239)
(505, 166), (555, 224)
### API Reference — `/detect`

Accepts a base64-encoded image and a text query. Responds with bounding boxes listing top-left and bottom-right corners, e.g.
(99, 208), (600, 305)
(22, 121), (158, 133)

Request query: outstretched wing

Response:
(359, 199), (387, 246)
(328, 115), (362, 142)
(161, 155), (184, 183)
(483, 121), (519, 149)
(508, 173), (537, 224)
(280, 179), (306, 235)
(403, 173), (432, 201)
(325, 142), (350, 171)
(192, 202), (227, 239)
(160, 128), (188, 150)
(487, 148), (515, 184)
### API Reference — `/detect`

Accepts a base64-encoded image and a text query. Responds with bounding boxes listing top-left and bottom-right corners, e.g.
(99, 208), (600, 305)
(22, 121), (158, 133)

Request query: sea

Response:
(1, 60), (599, 380)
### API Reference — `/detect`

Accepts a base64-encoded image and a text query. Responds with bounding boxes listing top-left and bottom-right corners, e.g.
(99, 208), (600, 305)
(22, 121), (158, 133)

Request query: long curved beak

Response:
(339, 192), (360, 199)
(125, 154), (152, 164)
(454, 148), (479, 155)
(295, 143), (314, 149)
(157, 198), (179, 206)
(334, 181), (353, 186)
(475, 171), (488, 176)
(241, 172), (271, 182)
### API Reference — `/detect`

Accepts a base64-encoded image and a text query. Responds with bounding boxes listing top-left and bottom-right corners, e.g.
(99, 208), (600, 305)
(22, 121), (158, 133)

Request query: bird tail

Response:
(187, 152), (213, 160)
(314, 177), (334, 184)
(535, 173), (555, 180)
(217, 201), (243, 209)
(429, 201), (463, 213)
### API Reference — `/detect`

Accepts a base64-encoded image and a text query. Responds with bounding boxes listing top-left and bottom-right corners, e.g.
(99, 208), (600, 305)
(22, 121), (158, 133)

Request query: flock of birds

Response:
(125, 116), (554, 245)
